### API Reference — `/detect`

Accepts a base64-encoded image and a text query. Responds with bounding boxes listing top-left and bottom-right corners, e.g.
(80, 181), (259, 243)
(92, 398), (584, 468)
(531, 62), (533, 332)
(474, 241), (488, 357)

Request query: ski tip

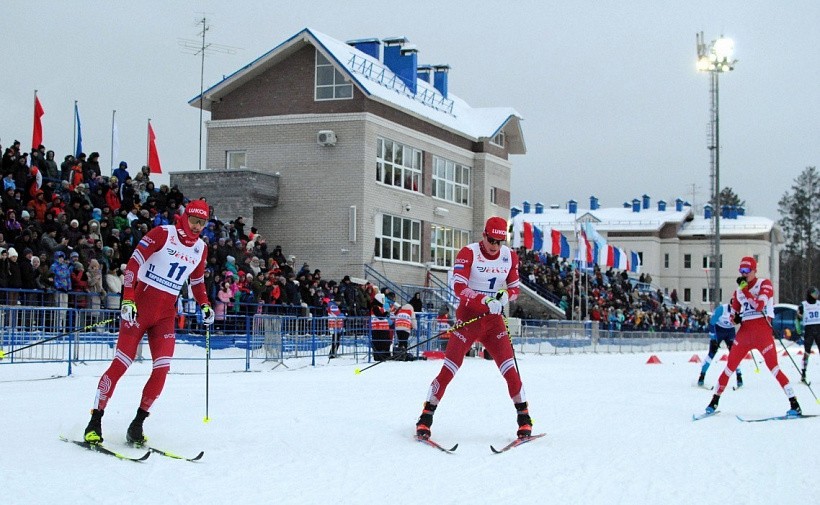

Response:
(490, 445), (501, 454)
(449, 444), (459, 452)
(191, 451), (205, 461)
(137, 451), (151, 461)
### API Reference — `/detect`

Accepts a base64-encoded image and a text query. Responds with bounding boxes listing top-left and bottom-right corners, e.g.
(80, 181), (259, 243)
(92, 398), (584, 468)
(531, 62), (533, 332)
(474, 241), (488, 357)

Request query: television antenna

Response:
(179, 15), (241, 170)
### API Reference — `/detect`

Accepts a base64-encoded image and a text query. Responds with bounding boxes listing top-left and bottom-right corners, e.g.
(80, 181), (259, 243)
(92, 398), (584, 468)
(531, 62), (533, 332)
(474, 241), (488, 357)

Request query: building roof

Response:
(678, 215), (779, 238)
(512, 206), (692, 234)
(512, 201), (782, 242)
(189, 28), (525, 153)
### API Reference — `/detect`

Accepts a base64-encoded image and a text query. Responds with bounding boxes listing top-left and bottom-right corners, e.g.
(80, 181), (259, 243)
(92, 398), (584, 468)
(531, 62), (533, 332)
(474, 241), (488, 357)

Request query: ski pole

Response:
(354, 313), (486, 375)
(777, 335), (819, 404)
(0, 317), (117, 360)
(764, 316), (819, 404)
(748, 348), (760, 374)
(203, 324), (211, 423)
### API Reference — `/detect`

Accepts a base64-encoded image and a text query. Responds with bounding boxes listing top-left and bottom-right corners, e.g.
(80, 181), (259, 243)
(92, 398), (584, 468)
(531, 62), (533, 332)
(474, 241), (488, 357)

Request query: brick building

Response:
(173, 28), (525, 289)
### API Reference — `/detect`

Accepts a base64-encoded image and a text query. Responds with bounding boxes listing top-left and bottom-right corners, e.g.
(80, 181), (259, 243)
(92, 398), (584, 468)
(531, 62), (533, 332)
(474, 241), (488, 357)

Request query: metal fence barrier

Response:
(0, 306), (709, 375)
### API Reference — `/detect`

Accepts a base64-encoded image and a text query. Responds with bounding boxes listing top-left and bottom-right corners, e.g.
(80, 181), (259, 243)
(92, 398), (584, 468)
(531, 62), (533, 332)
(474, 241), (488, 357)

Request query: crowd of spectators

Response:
(516, 248), (710, 332)
(1, 139), (708, 334)
(0, 139), (421, 328)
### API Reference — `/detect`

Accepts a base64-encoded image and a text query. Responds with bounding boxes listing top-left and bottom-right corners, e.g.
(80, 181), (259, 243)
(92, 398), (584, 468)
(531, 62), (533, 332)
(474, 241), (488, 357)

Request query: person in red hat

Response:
(84, 199), (215, 445)
(703, 256), (802, 417)
(416, 216), (534, 440)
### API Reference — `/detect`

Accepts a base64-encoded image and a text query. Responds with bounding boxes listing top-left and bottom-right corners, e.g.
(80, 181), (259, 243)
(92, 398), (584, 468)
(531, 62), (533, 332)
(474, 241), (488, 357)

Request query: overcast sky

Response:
(3, 1), (818, 220)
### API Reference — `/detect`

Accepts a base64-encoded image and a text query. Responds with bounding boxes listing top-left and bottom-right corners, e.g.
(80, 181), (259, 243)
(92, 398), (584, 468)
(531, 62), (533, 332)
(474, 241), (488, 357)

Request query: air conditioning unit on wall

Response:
(317, 130), (337, 146)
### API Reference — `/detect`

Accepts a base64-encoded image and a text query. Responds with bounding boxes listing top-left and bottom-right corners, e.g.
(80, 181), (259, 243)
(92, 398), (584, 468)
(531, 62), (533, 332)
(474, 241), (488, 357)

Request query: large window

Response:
(684, 254), (691, 269)
(226, 151), (246, 169)
(375, 214), (421, 263)
(430, 224), (470, 267)
(432, 156), (471, 206)
(315, 50), (353, 100)
(376, 138), (422, 192)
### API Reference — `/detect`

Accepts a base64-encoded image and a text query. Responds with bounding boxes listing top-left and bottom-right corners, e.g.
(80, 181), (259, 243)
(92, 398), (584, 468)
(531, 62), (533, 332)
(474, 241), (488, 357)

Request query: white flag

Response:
(111, 114), (120, 171)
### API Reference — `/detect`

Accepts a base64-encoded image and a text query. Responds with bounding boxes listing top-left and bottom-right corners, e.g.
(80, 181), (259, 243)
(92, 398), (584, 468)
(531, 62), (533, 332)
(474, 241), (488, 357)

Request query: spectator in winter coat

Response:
(6, 248), (22, 306)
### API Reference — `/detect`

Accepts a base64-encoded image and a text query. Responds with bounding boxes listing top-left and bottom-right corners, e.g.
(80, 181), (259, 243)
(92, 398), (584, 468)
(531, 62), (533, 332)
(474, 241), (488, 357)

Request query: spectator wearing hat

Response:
(27, 190), (49, 222)
(71, 261), (89, 308)
(43, 150), (59, 180)
(66, 219), (83, 248)
(6, 248), (22, 306)
(19, 247), (37, 304)
(0, 248), (8, 304)
(113, 162), (130, 190)
(60, 155), (75, 182)
(4, 209), (22, 243)
(83, 152), (101, 182)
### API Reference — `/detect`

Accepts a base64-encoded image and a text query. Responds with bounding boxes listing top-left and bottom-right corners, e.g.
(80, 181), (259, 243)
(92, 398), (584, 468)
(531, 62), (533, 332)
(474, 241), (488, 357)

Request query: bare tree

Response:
(778, 166), (820, 302)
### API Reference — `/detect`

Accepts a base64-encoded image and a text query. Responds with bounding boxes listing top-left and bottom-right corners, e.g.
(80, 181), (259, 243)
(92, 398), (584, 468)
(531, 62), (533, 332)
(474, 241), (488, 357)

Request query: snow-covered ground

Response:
(2, 345), (818, 505)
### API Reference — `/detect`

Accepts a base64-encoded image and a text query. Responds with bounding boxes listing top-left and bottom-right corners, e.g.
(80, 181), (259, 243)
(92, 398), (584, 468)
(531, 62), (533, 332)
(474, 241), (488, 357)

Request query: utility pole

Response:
(179, 16), (238, 171)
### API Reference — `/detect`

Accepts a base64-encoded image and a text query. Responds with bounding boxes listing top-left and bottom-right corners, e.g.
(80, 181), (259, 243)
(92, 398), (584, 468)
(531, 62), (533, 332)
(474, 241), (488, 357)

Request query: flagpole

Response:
(32, 90), (38, 152)
(110, 110), (116, 176)
(73, 100), (77, 157)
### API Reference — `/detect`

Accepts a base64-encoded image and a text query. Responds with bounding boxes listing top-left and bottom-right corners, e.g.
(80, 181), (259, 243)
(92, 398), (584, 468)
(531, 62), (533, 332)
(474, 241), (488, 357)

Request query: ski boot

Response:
(515, 402), (532, 439)
(697, 372), (705, 387)
(84, 409), (104, 444)
(801, 369), (809, 385)
(415, 402), (436, 439)
(787, 397), (802, 417)
(735, 373), (743, 388)
(126, 408), (150, 446)
(705, 394), (720, 414)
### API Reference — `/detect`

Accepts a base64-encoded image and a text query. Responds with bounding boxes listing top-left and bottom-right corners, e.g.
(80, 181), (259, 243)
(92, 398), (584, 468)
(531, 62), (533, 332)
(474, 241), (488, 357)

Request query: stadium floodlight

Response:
(696, 32), (738, 309)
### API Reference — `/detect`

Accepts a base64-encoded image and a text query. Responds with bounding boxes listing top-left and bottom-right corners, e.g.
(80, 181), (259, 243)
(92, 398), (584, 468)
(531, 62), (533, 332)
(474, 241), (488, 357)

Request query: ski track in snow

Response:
(2, 350), (818, 504)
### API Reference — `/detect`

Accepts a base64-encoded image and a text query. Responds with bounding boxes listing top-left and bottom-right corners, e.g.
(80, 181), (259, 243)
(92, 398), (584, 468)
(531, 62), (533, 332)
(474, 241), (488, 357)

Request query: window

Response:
(684, 288), (691, 302)
(430, 224), (470, 267)
(684, 254), (691, 269)
(664, 253), (669, 269)
(702, 254), (723, 269)
(490, 131), (505, 148)
(226, 151), (246, 169)
(315, 50), (353, 100)
(375, 214), (421, 263)
(432, 156), (471, 206)
(376, 138), (422, 192)
(490, 187), (498, 205)
(702, 288), (721, 303)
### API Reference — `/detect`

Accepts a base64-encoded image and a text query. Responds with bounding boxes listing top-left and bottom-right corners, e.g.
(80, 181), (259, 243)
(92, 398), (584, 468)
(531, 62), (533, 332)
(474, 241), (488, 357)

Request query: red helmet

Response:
(176, 199), (209, 246)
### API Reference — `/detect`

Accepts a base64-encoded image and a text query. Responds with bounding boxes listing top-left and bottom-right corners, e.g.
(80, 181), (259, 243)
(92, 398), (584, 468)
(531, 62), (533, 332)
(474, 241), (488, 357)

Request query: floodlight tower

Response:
(697, 32), (737, 309)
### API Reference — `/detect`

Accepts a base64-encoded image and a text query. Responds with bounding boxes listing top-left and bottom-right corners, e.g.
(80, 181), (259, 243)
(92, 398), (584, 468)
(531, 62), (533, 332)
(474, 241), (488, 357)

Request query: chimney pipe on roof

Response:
(346, 38), (381, 60)
(568, 200), (578, 214)
(382, 37), (418, 95)
(417, 64), (433, 85)
(433, 64), (450, 98)
(589, 195), (599, 211)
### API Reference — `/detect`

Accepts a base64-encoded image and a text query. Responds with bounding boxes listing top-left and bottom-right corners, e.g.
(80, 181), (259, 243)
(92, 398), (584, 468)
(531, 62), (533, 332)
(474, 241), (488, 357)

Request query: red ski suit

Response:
(715, 277), (792, 397)
(425, 241), (522, 404)
(93, 225), (209, 411)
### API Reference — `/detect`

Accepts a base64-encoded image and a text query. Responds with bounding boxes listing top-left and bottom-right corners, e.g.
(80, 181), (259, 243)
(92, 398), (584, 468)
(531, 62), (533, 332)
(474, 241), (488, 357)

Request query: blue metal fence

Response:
(0, 305), (709, 375)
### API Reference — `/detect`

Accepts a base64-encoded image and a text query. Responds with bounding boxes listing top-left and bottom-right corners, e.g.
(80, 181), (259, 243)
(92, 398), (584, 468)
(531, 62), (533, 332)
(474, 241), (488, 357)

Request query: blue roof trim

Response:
(489, 115), (516, 138)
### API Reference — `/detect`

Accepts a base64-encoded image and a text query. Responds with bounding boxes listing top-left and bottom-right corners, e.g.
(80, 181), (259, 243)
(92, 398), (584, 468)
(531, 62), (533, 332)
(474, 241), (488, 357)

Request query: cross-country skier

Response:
(704, 256), (801, 416)
(84, 199), (215, 445)
(415, 216), (533, 440)
(799, 286), (820, 383)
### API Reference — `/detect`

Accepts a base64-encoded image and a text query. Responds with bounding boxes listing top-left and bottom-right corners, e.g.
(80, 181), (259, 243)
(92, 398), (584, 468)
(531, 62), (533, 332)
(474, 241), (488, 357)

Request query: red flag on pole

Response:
(147, 121), (162, 174)
(32, 93), (45, 150)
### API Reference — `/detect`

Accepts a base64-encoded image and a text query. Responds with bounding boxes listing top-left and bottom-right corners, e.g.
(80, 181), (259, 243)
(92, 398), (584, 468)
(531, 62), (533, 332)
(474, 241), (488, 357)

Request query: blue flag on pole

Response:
(74, 103), (83, 157)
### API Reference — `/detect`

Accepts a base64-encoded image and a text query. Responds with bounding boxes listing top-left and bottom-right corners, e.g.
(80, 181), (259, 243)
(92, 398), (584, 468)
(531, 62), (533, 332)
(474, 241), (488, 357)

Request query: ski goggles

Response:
(738, 267), (752, 274)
